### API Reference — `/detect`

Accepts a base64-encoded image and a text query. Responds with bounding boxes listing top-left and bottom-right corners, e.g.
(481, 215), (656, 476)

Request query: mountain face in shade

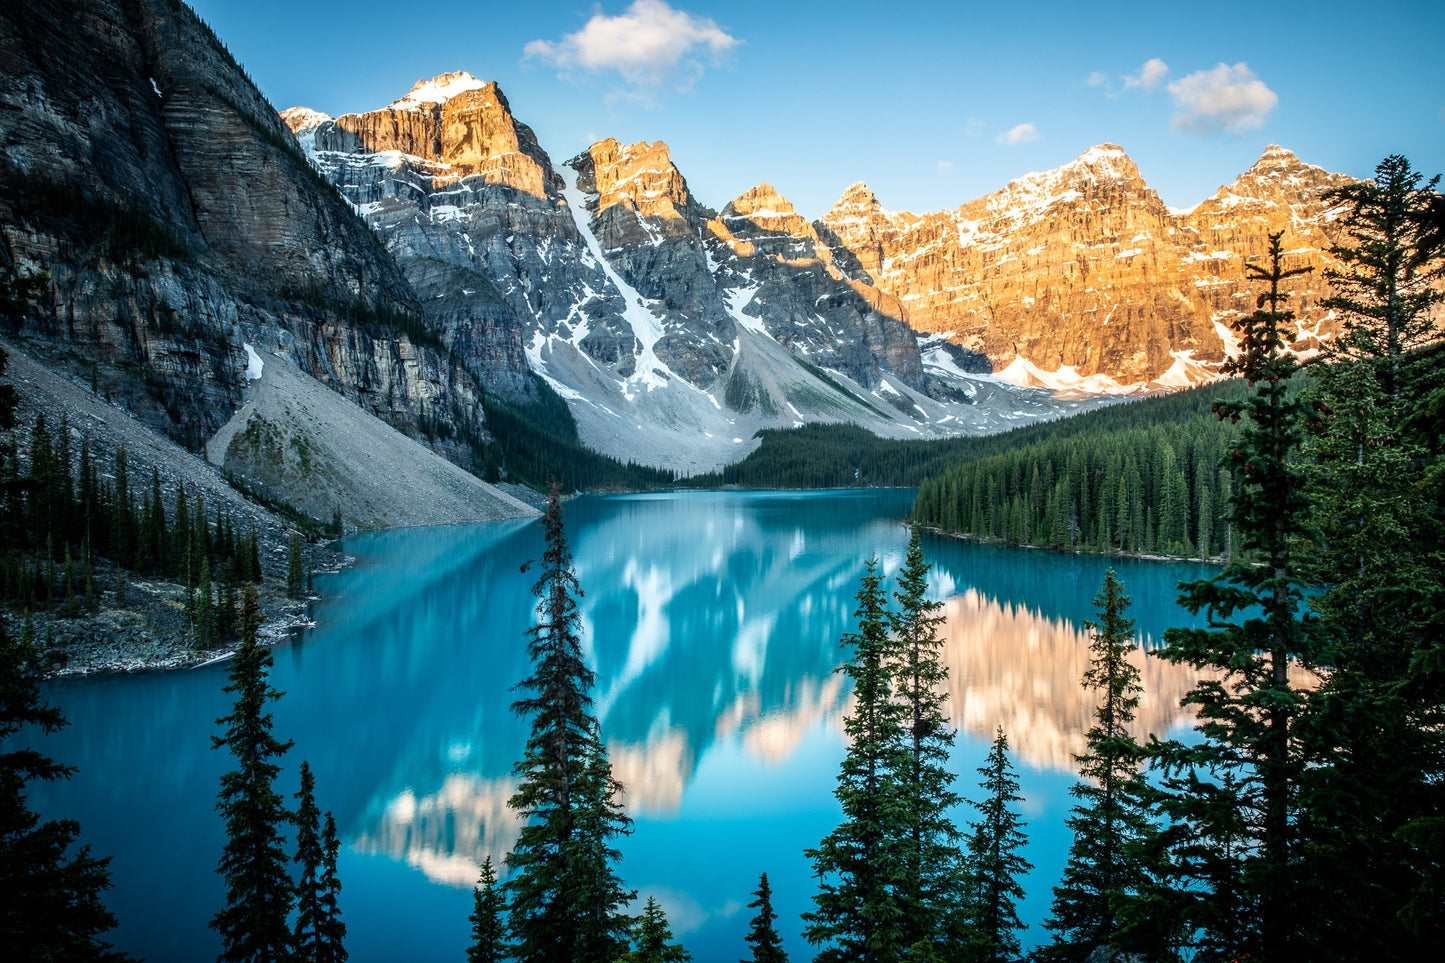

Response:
(0, 1), (499, 478)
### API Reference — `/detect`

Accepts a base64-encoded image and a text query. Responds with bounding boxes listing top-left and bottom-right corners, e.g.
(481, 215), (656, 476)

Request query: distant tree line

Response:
(683, 380), (1252, 493)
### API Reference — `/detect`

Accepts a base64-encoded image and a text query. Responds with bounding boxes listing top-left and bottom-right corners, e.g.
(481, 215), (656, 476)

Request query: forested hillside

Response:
(911, 383), (1249, 558)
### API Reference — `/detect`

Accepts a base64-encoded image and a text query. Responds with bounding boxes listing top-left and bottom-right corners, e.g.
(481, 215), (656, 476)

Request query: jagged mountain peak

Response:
(1199, 143), (1353, 213)
(575, 137), (698, 221)
(724, 182), (800, 219)
(1003, 144), (1142, 196)
(722, 182), (818, 245)
(279, 106), (332, 133)
(388, 71), (490, 110)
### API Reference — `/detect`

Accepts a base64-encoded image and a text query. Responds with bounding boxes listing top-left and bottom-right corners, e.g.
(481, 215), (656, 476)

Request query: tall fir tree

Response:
(889, 528), (962, 953)
(1321, 155), (1443, 399)
(741, 872), (787, 963)
(505, 486), (634, 963)
(622, 896), (690, 963)
(211, 583), (294, 963)
(1291, 155), (1445, 960)
(467, 856), (507, 963)
(286, 532), (304, 599)
(802, 556), (907, 962)
(317, 812), (347, 963)
(1152, 232), (1316, 961)
(294, 760), (326, 961)
(1044, 570), (1157, 961)
(0, 619), (130, 961)
(964, 726), (1031, 963)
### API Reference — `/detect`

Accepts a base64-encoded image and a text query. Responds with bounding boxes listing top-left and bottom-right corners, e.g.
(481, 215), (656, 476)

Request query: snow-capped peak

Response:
(388, 71), (488, 110)
(278, 106), (332, 133)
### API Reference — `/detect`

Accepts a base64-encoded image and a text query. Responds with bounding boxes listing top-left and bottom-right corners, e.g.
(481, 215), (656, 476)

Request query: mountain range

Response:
(0, 0), (1358, 507)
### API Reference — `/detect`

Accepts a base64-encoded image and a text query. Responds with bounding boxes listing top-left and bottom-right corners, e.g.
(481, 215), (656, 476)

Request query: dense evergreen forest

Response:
(911, 385), (1247, 559)
(682, 381), (1250, 493)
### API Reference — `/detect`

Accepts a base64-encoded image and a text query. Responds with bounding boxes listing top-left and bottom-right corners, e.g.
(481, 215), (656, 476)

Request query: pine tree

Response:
(802, 556), (907, 962)
(1321, 155), (1444, 399)
(1291, 158), (1444, 958)
(741, 872), (787, 963)
(964, 726), (1031, 963)
(467, 856), (507, 963)
(317, 812), (347, 963)
(889, 529), (962, 951)
(0, 619), (130, 961)
(294, 761), (325, 960)
(1044, 570), (1157, 961)
(622, 896), (690, 963)
(505, 486), (634, 963)
(195, 555), (215, 651)
(286, 532), (304, 599)
(1152, 232), (1316, 961)
(211, 583), (294, 963)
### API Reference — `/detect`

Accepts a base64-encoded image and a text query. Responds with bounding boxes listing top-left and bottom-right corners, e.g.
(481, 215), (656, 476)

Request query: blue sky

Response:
(189, 0), (1443, 220)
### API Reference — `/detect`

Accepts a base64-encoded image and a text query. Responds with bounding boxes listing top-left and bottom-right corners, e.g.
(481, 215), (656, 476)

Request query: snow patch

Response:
(560, 165), (669, 395)
(388, 72), (487, 110)
(242, 343), (264, 382)
(994, 356), (1138, 395)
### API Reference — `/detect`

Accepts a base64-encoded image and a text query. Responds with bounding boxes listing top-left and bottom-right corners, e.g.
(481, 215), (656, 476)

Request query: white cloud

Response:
(1123, 58), (1170, 91)
(996, 123), (1040, 146)
(1085, 70), (1109, 88)
(964, 118), (985, 137)
(1168, 62), (1278, 134)
(937, 160), (954, 174)
(523, 0), (738, 93)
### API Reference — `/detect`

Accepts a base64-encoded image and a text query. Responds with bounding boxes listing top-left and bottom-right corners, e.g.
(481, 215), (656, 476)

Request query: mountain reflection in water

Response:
(355, 498), (1207, 885)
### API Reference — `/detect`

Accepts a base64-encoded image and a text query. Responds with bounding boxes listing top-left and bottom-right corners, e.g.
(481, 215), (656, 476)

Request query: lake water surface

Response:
(33, 490), (1215, 961)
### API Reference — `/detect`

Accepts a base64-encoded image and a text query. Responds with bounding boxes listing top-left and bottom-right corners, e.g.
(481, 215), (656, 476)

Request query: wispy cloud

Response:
(964, 118), (985, 137)
(1123, 58), (1170, 91)
(1084, 71), (1109, 88)
(997, 123), (1040, 146)
(1168, 62), (1278, 134)
(523, 0), (738, 99)
(938, 160), (954, 175)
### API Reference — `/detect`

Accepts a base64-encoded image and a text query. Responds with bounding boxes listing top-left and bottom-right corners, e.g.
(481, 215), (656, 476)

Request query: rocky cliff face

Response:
(817, 144), (1355, 385)
(287, 83), (995, 474)
(0, 0), (494, 478)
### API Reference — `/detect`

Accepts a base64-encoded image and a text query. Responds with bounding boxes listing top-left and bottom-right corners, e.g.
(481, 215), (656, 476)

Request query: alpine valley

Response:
(2, 0), (1357, 502)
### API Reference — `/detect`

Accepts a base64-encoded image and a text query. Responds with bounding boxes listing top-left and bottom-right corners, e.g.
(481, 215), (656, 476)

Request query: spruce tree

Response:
(1152, 232), (1316, 960)
(623, 896), (690, 963)
(286, 532), (304, 599)
(889, 529), (962, 952)
(505, 486), (634, 963)
(211, 583), (294, 963)
(803, 556), (907, 962)
(294, 761), (325, 960)
(1044, 570), (1156, 961)
(1291, 156), (1444, 959)
(0, 619), (130, 960)
(741, 872), (787, 963)
(467, 856), (507, 963)
(317, 812), (347, 963)
(1321, 154), (1443, 399)
(964, 726), (1031, 963)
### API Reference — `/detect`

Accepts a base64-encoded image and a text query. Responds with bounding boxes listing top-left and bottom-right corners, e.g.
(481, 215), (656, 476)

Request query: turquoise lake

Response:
(32, 490), (1216, 961)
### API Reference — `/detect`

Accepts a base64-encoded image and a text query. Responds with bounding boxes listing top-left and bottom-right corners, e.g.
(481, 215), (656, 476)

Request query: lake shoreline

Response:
(917, 524), (1228, 568)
